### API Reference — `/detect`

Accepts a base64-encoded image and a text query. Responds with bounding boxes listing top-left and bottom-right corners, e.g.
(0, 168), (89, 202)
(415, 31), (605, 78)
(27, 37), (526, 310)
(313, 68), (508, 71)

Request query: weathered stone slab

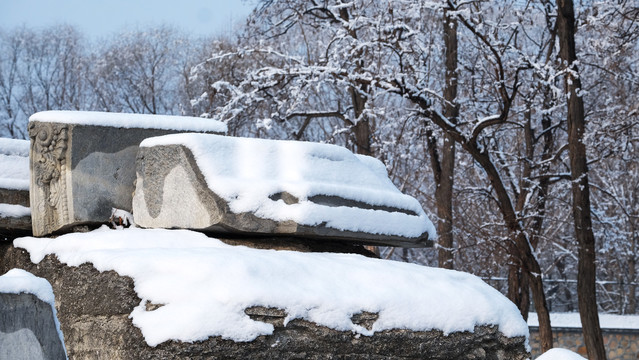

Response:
(0, 138), (31, 236)
(133, 133), (435, 247)
(1, 243), (530, 360)
(0, 138), (30, 207)
(0, 269), (67, 360)
(28, 111), (226, 236)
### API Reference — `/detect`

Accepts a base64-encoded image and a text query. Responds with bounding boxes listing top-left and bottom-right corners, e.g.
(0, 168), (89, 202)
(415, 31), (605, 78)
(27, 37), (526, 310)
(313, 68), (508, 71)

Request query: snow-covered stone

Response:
(133, 133), (435, 246)
(0, 137), (30, 200)
(0, 138), (31, 235)
(28, 111), (226, 236)
(14, 227), (524, 344)
(5, 227), (529, 358)
(0, 269), (67, 360)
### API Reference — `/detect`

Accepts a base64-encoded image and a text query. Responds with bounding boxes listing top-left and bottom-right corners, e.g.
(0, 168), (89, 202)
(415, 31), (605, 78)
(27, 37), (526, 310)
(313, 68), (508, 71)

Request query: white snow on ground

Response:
(528, 312), (639, 330)
(0, 138), (29, 191)
(536, 348), (587, 360)
(0, 204), (31, 218)
(0, 269), (67, 357)
(15, 227), (527, 346)
(29, 110), (227, 133)
(141, 133), (436, 240)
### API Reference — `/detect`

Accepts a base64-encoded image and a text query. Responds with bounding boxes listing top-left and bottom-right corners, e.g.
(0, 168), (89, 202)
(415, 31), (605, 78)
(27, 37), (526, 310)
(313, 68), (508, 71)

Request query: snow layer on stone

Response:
(0, 139), (30, 191)
(0, 269), (67, 357)
(15, 227), (527, 346)
(0, 204), (31, 218)
(536, 348), (587, 360)
(29, 110), (227, 133)
(528, 312), (639, 330)
(140, 133), (436, 239)
(0, 138), (29, 157)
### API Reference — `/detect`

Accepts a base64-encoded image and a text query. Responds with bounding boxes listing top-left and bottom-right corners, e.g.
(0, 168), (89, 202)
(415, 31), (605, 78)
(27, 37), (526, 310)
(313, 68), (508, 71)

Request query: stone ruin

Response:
(0, 110), (529, 359)
(27, 111), (226, 236)
(0, 138), (31, 237)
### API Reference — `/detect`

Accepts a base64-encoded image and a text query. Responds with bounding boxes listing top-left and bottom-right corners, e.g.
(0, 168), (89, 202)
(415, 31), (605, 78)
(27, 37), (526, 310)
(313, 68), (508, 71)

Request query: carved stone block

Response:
(132, 133), (435, 247)
(28, 111), (226, 236)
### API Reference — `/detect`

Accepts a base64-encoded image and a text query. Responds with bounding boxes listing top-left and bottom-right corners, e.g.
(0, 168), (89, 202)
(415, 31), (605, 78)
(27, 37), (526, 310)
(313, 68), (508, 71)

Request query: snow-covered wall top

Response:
(528, 312), (639, 330)
(0, 138), (29, 191)
(15, 227), (528, 346)
(140, 133), (436, 240)
(0, 268), (66, 354)
(29, 110), (227, 133)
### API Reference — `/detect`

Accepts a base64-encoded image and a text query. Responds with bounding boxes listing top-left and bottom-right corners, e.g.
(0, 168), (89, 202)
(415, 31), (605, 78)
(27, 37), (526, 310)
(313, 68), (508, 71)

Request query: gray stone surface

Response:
(28, 120), (223, 236)
(0, 293), (66, 360)
(1, 242), (529, 360)
(133, 144), (432, 247)
(0, 213), (32, 239)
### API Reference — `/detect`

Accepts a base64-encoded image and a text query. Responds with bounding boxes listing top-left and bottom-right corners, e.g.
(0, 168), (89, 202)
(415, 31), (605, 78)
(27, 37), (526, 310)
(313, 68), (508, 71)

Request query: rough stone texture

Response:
(0, 188), (29, 207)
(0, 293), (67, 360)
(28, 121), (223, 237)
(1, 242), (529, 360)
(133, 144), (432, 248)
(529, 328), (639, 360)
(0, 214), (32, 240)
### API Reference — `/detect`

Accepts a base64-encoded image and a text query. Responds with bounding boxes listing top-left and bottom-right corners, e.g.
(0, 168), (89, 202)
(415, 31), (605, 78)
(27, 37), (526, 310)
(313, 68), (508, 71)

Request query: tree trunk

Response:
(435, 8), (458, 270)
(470, 147), (554, 352)
(629, 232), (637, 314)
(555, 0), (607, 358)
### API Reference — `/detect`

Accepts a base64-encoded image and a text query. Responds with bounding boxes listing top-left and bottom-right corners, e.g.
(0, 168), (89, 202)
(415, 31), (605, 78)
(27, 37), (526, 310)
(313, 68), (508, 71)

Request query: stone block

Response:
(0, 138), (31, 236)
(0, 269), (66, 360)
(28, 111), (226, 236)
(133, 133), (435, 247)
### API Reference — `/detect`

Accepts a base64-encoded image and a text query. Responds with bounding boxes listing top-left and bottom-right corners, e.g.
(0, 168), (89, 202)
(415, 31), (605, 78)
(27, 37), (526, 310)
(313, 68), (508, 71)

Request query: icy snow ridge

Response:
(29, 110), (227, 133)
(141, 133), (436, 240)
(15, 227), (528, 346)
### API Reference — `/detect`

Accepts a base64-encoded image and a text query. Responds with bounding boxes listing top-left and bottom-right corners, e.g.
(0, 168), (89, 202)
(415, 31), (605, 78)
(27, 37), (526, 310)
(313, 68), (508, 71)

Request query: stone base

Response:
(1, 242), (529, 360)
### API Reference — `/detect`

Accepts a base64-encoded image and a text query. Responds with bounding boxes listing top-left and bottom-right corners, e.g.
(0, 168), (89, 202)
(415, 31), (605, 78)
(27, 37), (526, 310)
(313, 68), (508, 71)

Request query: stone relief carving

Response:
(29, 122), (70, 235)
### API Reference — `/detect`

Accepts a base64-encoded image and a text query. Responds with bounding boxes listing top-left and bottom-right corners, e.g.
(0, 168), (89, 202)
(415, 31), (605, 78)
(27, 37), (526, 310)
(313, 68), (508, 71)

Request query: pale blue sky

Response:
(0, 0), (256, 38)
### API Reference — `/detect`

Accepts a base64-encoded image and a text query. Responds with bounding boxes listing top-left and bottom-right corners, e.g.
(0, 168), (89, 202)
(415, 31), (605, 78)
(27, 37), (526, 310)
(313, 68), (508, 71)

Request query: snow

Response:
(0, 204), (31, 218)
(536, 348), (587, 360)
(0, 138), (30, 191)
(528, 312), (639, 330)
(14, 227), (528, 346)
(29, 110), (227, 133)
(0, 137), (29, 157)
(0, 269), (67, 357)
(140, 133), (436, 240)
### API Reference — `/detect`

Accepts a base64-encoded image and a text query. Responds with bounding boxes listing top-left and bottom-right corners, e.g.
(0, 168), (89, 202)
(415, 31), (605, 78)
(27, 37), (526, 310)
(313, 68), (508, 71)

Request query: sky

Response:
(0, 0), (256, 39)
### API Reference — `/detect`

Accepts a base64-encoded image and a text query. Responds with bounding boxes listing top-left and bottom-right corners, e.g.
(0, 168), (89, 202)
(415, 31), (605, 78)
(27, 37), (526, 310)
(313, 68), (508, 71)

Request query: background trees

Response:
(1, 0), (638, 356)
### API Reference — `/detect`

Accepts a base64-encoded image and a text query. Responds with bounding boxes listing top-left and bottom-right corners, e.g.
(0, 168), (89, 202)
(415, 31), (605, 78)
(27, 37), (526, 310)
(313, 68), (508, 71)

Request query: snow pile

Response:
(0, 138), (29, 191)
(528, 312), (639, 330)
(29, 110), (227, 133)
(0, 268), (66, 355)
(0, 204), (31, 218)
(15, 227), (527, 346)
(141, 133), (436, 239)
(536, 348), (587, 360)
